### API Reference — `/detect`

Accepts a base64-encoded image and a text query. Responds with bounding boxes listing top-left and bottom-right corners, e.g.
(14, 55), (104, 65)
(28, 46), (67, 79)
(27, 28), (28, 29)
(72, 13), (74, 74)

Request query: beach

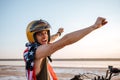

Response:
(0, 65), (120, 80)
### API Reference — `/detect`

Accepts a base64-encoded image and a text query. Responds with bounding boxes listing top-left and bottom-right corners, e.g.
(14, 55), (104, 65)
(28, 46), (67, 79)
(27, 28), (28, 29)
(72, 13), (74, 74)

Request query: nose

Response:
(42, 33), (47, 38)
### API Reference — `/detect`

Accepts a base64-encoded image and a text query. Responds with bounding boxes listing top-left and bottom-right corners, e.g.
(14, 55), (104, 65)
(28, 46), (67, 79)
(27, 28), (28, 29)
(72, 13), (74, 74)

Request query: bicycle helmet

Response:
(26, 19), (51, 43)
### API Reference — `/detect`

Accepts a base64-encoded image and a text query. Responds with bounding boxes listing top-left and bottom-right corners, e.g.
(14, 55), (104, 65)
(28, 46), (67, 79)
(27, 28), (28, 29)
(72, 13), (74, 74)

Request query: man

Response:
(24, 17), (107, 80)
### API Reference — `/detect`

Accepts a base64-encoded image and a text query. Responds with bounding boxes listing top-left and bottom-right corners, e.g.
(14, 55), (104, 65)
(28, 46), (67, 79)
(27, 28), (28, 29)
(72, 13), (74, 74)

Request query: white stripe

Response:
(48, 70), (53, 80)
(29, 71), (33, 80)
(26, 70), (28, 80)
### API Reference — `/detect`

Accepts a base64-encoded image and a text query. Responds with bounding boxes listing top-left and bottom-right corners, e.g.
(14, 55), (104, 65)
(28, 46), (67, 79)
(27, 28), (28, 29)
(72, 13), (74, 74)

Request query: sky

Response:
(0, 0), (120, 59)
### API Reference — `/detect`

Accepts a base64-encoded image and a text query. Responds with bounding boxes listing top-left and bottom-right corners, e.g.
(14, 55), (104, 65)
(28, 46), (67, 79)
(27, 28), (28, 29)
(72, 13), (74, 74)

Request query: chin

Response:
(41, 42), (47, 45)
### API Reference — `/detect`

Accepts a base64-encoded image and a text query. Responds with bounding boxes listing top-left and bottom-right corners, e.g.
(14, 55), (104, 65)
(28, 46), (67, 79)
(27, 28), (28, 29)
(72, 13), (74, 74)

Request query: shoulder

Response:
(35, 44), (54, 59)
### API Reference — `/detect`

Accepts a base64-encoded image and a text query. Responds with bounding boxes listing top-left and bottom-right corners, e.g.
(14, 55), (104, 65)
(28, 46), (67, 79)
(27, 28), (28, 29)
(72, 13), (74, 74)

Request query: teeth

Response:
(42, 39), (46, 42)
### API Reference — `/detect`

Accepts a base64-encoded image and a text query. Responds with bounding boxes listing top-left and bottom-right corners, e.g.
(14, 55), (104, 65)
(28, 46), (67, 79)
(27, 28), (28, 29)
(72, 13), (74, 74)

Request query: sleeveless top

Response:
(36, 58), (50, 80)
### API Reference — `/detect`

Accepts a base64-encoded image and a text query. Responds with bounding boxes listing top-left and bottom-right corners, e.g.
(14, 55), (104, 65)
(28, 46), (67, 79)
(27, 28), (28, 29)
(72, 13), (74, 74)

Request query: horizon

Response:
(0, 58), (120, 61)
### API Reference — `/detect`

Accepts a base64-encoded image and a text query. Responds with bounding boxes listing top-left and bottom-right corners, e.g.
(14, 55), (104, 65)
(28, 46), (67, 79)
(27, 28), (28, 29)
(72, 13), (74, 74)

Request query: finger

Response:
(102, 21), (108, 26)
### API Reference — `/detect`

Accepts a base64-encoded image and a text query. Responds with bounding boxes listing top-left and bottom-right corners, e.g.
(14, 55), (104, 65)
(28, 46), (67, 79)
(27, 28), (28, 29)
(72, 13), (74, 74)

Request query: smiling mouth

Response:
(42, 39), (47, 43)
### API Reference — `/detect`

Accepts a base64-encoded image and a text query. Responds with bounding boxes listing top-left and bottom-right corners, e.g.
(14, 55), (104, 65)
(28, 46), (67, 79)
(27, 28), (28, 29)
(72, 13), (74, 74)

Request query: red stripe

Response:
(23, 48), (28, 61)
(33, 67), (36, 80)
(24, 48), (28, 53)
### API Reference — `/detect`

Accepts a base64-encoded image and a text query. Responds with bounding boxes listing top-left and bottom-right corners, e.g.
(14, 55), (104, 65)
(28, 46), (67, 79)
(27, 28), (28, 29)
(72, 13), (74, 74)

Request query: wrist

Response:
(57, 32), (61, 36)
(90, 25), (97, 30)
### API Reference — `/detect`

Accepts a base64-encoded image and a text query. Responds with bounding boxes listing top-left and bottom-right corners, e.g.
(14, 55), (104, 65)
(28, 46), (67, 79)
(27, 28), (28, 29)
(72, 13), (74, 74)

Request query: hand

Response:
(92, 17), (108, 29)
(58, 28), (64, 34)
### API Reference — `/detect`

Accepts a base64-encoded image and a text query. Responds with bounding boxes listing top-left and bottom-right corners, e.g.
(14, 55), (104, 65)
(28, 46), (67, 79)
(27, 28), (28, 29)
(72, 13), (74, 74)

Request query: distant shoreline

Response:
(0, 58), (120, 61)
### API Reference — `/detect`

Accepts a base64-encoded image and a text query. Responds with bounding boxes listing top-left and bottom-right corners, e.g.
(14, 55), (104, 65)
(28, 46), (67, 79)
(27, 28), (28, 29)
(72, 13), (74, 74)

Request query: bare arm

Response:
(50, 28), (64, 43)
(35, 17), (108, 59)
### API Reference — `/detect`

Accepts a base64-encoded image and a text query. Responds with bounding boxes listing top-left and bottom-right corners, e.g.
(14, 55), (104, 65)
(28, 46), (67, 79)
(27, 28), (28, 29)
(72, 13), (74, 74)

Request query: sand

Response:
(0, 65), (119, 80)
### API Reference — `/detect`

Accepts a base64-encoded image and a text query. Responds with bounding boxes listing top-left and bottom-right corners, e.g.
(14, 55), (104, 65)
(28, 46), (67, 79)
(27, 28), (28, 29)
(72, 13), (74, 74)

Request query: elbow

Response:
(62, 34), (73, 45)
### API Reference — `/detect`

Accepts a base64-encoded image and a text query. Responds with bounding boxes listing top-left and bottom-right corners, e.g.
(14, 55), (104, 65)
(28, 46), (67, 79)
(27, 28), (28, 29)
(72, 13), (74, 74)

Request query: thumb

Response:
(102, 20), (108, 26)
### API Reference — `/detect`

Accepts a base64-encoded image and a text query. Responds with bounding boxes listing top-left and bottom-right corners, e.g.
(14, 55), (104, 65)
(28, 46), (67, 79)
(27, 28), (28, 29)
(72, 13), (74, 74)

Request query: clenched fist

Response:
(92, 17), (108, 29)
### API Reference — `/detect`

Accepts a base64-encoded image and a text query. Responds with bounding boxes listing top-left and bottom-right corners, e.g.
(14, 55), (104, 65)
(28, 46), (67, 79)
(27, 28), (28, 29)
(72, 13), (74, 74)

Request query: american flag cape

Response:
(23, 43), (58, 80)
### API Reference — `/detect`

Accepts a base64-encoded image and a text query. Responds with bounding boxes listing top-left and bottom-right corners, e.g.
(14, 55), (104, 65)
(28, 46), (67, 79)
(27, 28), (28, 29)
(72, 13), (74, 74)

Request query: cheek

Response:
(36, 35), (42, 42)
(46, 34), (48, 38)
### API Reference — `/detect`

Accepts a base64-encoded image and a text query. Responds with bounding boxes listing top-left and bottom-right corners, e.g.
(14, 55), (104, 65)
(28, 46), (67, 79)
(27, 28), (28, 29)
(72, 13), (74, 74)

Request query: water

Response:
(52, 60), (120, 68)
(0, 60), (120, 68)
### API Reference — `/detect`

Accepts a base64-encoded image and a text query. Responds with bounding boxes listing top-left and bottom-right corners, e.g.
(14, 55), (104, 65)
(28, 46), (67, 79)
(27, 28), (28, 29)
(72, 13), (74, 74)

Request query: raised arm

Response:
(50, 28), (64, 43)
(35, 17), (108, 59)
